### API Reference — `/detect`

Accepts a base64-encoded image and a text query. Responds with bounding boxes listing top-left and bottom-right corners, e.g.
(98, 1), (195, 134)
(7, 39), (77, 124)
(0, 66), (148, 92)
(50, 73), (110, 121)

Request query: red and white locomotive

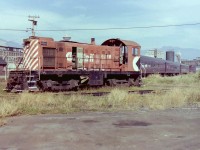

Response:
(6, 36), (141, 92)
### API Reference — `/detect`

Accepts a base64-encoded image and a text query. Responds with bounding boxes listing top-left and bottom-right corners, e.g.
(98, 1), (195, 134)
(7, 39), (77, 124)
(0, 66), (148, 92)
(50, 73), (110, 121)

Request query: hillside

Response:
(0, 39), (22, 48)
(161, 46), (200, 60)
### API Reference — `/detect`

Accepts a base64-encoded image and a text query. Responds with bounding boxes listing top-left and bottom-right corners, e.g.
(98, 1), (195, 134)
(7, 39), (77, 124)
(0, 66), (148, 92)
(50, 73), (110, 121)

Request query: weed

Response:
(0, 72), (199, 119)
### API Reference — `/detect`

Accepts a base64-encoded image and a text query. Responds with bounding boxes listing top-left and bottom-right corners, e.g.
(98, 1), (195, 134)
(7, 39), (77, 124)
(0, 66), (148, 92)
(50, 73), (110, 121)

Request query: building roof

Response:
(0, 57), (7, 66)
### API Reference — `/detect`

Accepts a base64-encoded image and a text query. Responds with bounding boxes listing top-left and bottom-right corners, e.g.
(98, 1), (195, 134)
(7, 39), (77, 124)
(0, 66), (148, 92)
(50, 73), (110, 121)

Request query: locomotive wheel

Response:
(134, 77), (141, 87)
(68, 80), (79, 91)
(128, 78), (135, 87)
(107, 79), (117, 87)
(46, 80), (52, 91)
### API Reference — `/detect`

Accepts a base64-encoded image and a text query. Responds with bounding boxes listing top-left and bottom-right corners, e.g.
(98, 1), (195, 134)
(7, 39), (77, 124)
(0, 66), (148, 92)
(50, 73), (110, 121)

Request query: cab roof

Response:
(101, 38), (141, 47)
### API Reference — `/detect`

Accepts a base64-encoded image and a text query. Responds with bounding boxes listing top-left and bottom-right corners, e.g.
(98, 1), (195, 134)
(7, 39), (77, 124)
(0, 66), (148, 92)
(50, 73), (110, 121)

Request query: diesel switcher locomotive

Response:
(6, 36), (141, 92)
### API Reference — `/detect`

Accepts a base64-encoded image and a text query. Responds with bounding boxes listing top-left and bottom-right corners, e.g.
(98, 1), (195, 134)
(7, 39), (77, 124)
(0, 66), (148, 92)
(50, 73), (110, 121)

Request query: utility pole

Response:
(28, 15), (40, 36)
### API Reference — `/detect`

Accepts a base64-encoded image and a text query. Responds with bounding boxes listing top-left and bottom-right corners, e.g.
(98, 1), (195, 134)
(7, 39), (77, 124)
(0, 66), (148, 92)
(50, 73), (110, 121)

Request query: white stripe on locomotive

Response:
(29, 51), (39, 70)
(23, 40), (38, 68)
(32, 63), (39, 70)
(24, 43), (38, 67)
(24, 40), (38, 62)
(132, 56), (140, 71)
(30, 57), (39, 70)
(24, 45), (39, 69)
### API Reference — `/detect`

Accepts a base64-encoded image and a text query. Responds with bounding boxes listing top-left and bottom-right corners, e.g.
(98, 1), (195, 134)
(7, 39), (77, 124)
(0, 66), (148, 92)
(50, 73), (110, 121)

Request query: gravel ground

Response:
(0, 108), (200, 150)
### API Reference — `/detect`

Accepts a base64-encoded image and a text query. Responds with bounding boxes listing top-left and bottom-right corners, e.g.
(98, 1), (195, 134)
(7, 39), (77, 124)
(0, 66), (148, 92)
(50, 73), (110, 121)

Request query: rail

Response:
(1, 89), (167, 98)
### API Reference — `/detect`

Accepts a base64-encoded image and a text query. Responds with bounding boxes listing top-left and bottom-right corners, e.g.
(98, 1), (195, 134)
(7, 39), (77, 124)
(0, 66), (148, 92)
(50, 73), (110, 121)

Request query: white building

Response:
(0, 45), (23, 71)
(145, 49), (165, 59)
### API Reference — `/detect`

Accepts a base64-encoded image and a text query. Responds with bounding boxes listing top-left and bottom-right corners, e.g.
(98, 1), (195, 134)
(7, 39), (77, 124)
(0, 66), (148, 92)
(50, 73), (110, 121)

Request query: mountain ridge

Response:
(0, 39), (22, 48)
(161, 46), (200, 60)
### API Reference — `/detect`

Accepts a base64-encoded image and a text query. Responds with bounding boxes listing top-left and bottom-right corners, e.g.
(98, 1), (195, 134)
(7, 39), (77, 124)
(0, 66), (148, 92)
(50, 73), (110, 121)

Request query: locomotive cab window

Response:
(132, 48), (139, 56)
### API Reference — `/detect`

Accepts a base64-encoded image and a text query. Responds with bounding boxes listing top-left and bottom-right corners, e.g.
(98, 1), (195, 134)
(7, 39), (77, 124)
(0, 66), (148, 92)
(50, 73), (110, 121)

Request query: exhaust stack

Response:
(91, 38), (95, 45)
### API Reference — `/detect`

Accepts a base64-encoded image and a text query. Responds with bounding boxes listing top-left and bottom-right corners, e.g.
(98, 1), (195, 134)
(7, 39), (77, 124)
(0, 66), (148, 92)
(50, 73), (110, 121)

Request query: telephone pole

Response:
(28, 15), (40, 36)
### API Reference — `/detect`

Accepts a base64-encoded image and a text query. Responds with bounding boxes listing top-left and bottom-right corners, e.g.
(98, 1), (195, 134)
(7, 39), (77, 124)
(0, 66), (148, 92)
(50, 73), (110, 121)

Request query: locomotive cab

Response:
(102, 38), (141, 72)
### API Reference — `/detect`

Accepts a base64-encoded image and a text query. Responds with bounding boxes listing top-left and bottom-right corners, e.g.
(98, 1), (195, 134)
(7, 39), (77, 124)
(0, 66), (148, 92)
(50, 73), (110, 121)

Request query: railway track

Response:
(145, 84), (199, 88)
(56, 89), (167, 97)
(0, 89), (168, 100)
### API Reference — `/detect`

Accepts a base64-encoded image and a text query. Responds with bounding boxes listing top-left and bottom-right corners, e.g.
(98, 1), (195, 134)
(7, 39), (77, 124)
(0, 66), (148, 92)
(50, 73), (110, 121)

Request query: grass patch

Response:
(143, 73), (200, 86)
(0, 72), (200, 120)
(143, 88), (187, 110)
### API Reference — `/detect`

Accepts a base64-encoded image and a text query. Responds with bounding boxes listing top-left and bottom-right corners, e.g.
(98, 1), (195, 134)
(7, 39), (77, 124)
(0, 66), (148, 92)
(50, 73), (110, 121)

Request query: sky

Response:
(0, 0), (200, 59)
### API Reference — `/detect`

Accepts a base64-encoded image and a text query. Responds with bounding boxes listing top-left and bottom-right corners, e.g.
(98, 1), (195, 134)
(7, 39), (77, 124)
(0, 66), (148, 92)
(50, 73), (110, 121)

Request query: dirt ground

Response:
(0, 108), (200, 150)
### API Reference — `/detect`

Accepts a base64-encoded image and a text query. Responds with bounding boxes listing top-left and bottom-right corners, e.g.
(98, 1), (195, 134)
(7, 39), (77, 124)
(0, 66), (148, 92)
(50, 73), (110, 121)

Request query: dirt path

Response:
(0, 109), (200, 150)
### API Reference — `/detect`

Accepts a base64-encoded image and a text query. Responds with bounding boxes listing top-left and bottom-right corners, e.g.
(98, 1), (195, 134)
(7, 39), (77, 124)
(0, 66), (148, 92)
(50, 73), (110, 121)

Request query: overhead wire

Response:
(0, 29), (28, 32)
(0, 22), (200, 32)
(36, 22), (200, 31)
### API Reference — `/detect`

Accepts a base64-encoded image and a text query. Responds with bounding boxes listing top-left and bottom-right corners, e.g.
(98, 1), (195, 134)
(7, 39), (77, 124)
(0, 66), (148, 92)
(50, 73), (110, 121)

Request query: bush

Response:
(0, 100), (18, 117)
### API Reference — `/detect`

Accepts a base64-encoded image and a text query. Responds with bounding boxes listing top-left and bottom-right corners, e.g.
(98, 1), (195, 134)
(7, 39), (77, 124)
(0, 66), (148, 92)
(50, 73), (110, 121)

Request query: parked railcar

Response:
(140, 56), (166, 76)
(6, 37), (141, 92)
(166, 61), (181, 75)
(180, 64), (190, 74)
(189, 65), (196, 73)
(140, 55), (190, 77)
